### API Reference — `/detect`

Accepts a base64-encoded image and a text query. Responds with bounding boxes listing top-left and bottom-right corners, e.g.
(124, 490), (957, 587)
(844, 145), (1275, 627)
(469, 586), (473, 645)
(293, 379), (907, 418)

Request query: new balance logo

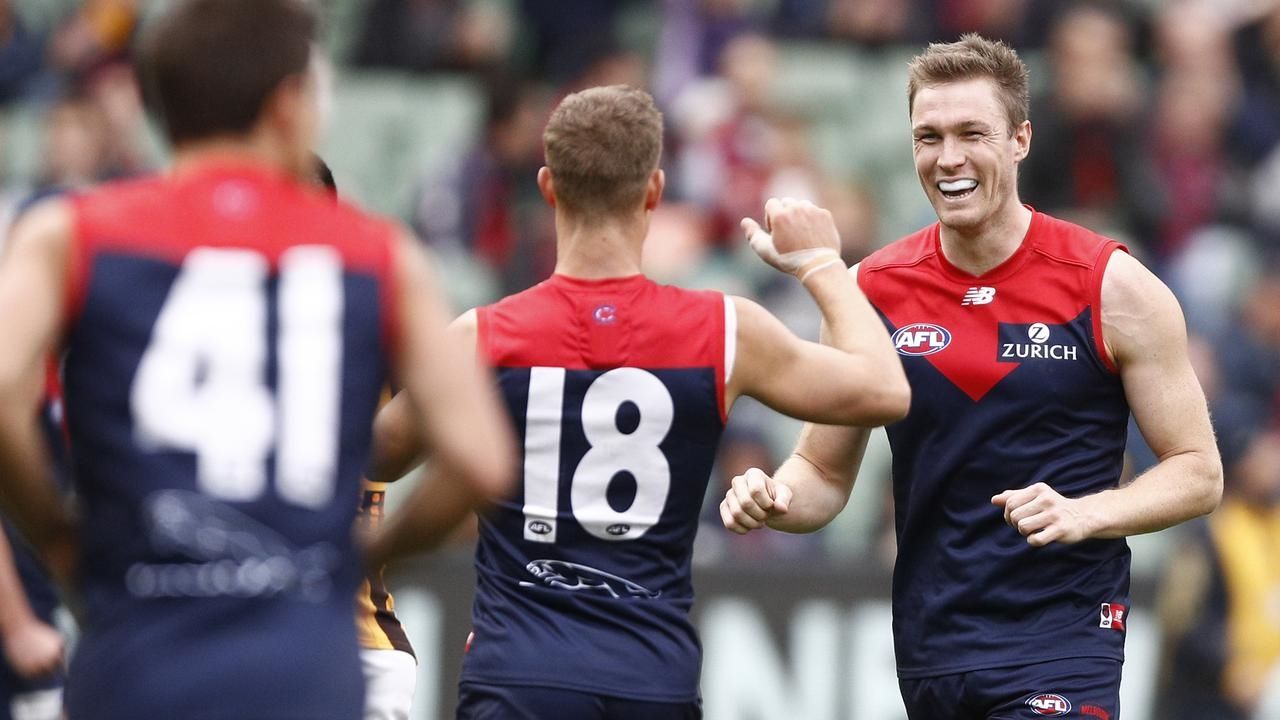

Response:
(962, 287), (996, 305)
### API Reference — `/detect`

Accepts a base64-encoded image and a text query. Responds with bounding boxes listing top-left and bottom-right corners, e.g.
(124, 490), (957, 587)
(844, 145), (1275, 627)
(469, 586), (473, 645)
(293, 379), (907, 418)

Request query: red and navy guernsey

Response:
(858, 211), (1132, 679)
(61, 163), (399, 719)
(464, 273), (731, 702)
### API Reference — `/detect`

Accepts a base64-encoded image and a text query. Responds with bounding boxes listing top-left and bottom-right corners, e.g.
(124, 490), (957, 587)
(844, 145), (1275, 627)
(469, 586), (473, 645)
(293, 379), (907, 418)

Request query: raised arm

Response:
(720, 197), (908, 535)
(726, 198), (908, 425)
(366, 236), (515, 566)
(0, 201), (76, 580)
(993, 250), (1222, 545)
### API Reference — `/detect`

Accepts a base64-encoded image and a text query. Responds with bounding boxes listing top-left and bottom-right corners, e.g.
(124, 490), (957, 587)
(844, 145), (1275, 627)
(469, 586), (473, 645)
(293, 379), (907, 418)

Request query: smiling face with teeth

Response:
(911, 77), (1031, 242)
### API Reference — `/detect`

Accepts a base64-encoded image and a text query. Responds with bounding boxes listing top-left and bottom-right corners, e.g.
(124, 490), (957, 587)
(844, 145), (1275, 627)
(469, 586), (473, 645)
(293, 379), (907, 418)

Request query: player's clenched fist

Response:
(991, 482), (1095, 547)
(742, 197), (843, 281)
(720, 467), (794, 534)
(2, 617), (63, 679)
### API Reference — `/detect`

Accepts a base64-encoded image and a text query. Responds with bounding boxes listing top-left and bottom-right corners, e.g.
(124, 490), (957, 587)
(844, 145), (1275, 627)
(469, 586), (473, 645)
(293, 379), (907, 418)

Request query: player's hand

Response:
(992, 482), (1094, 547)
(742, 197), (843, 281)
(1, 617), (63, 679)
(720, 467), (793, 534)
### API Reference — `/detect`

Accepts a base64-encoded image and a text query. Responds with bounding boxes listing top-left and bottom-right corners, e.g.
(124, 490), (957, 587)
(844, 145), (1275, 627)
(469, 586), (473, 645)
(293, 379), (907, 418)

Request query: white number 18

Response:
(522, 367), (673, 544)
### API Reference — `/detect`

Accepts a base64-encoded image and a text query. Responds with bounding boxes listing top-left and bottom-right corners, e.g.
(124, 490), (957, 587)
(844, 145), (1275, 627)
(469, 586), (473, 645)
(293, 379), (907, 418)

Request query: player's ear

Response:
(643, 169), (664, 212)
(260, 72), (315, 175)
(537, 166), (557, 209)
(262, 73), (305, 132)
(1012, 119), (1031, 163)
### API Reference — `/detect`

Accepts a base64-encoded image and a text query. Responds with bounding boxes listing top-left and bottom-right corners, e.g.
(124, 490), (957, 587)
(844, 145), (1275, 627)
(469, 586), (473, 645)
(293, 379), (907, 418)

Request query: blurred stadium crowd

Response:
(1, 0), (1280, 716)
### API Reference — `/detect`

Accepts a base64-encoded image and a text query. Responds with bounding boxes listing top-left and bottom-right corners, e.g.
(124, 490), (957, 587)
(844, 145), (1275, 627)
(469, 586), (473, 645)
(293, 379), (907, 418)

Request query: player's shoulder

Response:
(856, 224), (938, 295)
(1028, 211), (1126, 268)
(483, 278), (558, 318)
(71, 175), (168, 229)
(643, 277), (724, 311)
(290, 187), (400, 247)
(860, 223), (937, 275)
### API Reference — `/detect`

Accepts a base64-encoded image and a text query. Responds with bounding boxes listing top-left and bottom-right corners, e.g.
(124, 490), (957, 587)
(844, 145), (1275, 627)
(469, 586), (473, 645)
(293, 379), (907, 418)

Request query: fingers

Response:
(720, 497), (750, 534)
(992, 482), (1047, 524)
(730, 471), (771, 521)
(993, 483), (1085, 547)
(763, 197), (785, 229)
(741, 217), (763, 241)
(721, 493), (763, 534)
(721, 468), (788, 534)
(773, 482), (793, 514)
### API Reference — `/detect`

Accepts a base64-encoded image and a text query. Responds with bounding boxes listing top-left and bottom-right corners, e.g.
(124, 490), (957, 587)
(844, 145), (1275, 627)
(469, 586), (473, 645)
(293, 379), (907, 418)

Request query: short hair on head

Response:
(907, 33), (1030, 131)
(138, 0), (317, 145)
(543, 85), (663, 217)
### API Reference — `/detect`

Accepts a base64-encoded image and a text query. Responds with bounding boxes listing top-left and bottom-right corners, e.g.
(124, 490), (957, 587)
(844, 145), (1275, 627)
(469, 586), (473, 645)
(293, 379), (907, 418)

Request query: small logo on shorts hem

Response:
(1081, 704), (1111, 720)
(1026, 693), (1071, 716)
(1099, 602), (1127, 632)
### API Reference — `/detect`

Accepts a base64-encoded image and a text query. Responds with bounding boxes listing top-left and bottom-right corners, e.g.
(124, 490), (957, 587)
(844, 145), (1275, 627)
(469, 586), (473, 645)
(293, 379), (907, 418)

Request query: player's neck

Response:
(170, 135), (297, 179)
(552, 212), (645, 280)
(938, 201), (1033, 276)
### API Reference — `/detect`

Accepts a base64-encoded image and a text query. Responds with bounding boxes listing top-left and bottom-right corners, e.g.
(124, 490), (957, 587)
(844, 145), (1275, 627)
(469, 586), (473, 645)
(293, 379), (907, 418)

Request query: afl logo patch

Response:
(892, 323), (952, 356)
(593, 305), (617, 324)
(1026, 693), (1071, 716)
(527, 520), (553, 536)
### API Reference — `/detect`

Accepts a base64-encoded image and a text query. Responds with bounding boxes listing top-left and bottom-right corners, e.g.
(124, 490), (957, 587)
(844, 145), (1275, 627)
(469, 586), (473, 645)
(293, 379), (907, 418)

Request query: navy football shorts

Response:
(899, 657), (1121, 720)
(457, 682), (702, 720)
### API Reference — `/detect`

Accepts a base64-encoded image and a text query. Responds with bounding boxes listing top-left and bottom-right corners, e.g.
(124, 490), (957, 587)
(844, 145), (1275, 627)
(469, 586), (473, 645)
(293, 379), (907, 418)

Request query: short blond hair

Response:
(543, 85), (663, 216)
(907, 33), (1030, 131)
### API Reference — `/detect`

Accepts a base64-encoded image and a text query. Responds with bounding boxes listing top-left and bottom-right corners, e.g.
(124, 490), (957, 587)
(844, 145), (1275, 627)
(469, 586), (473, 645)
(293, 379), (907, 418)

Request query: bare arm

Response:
(722, 301), (882, 534)
(727, 199), (908, 426)
(367, 387), (424, 486)
(0, 528), (62, 678)
(0, 201), (76, 580)
(994, 250), (1222, 545)
(366, 306), (510, 566)
(720, 198), (907, 534)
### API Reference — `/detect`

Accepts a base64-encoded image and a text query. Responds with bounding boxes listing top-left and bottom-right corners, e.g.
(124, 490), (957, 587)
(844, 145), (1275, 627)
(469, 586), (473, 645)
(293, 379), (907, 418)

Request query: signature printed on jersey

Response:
(519, 559), (660, 599)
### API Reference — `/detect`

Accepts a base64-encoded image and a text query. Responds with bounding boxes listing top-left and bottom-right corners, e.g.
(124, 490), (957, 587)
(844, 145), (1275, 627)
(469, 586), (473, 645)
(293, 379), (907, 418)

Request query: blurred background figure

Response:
(1156, 418), (1280, 720)
(1019, 2), (1161, 255)
(0, 0), (49, 105)
(412, 75), (554, 297)
(352, 0), (512, 74)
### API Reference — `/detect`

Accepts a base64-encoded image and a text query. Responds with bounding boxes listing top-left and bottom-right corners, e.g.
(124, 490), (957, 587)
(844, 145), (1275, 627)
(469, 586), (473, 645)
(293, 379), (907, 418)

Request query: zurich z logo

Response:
(961, 286), (996, 305)
(892, 323), (951, 356)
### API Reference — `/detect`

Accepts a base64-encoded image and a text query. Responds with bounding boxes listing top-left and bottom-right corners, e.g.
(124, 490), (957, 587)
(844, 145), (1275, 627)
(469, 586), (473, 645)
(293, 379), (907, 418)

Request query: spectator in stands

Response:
(1156, 416), (1280, 720)
(351, 0), (512, 73)
(1230, 2), (1280, 171)
(672, 33), (827, 248)
(1147, 3), (1242, 260)
(23, 92), (110, 206)
(1020, 2), (1163, 251)
(413, 77), (555, 295)
(82, 60), (150, 177)
(49, 0), (138, 79)
(0, 0), (48, 105)
(1216, 266), (1280, 417)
